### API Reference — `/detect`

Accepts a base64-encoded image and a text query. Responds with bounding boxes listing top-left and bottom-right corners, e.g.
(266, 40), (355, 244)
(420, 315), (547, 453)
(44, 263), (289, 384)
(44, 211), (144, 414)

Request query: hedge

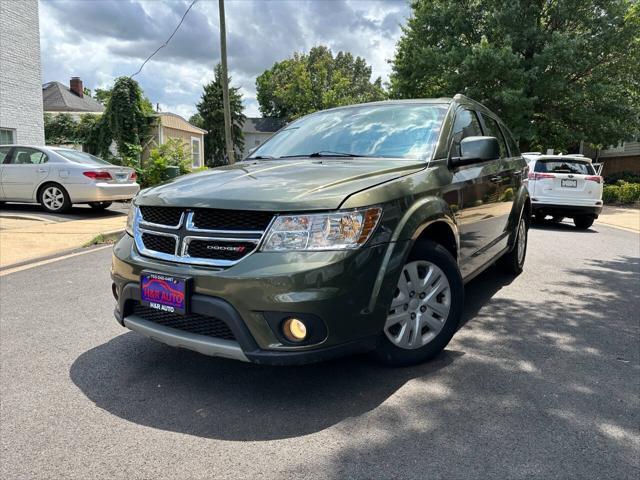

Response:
(602, 182), (640, 204)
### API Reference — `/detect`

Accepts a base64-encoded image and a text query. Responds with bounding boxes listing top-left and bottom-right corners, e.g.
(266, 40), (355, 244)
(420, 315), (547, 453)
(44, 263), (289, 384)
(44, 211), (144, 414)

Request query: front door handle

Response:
(490, 176), (503, 183)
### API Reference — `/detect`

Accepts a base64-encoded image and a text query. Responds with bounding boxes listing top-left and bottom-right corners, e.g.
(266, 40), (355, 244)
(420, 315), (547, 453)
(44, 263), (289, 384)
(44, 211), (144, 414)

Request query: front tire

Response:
(574, 215), (594, 230)
(39, 184), (71, 213)
(375, 240), (464, 367)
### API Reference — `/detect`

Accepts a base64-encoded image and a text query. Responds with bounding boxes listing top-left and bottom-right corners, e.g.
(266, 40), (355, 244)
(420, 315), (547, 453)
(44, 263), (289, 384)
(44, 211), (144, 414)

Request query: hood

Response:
(136, 158), (425, 211)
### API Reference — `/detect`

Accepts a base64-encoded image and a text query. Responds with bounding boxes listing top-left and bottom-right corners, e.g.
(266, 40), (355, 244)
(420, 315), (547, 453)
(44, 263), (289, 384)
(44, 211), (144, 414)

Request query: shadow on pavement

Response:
(69, 265), (517, 442)
(70, 334), (462, 440)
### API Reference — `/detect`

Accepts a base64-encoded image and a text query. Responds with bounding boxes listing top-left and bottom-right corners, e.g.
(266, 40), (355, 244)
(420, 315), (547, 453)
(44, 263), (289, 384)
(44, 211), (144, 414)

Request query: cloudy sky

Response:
(39, 0), (411, 119)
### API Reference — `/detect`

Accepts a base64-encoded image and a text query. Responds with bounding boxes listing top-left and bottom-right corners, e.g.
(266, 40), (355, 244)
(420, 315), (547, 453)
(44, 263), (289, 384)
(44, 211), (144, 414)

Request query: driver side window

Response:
(450, 109), (483, 157)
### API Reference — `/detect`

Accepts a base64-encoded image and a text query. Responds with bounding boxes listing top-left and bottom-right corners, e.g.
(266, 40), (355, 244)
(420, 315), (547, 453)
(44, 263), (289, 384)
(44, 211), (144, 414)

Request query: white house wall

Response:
(0, 0), (45, 145)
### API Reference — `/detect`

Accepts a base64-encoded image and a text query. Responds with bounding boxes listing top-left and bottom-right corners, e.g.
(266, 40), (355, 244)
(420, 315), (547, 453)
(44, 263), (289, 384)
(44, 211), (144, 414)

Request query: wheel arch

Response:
(366, 196), (460, 314)
(506, 186), (531, 249)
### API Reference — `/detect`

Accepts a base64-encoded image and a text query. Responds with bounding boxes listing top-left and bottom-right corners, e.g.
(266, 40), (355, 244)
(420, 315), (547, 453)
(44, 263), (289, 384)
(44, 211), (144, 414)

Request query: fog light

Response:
(282, 318), (307, 342)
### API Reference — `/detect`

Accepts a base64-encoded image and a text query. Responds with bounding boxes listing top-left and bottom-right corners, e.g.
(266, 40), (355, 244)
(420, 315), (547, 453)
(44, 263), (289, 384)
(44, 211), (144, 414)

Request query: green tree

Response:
(94, 85), (154, 112)
(44, 113), (78, 145)
(100, 77), (153, 158)
(256, 46), (386, 121)
(188, 113), (205, 129)
(196, 64), (245, 166)
(390, 0), (640, 151)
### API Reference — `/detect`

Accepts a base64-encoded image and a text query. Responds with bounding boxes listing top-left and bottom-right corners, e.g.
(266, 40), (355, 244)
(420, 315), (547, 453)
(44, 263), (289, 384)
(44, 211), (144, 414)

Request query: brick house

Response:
(0, 0), (45, 145)
(581, 140), (640, 176)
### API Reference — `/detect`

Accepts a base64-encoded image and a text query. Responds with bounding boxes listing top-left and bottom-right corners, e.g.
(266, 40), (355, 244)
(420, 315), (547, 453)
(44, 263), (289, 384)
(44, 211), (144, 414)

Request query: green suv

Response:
(111, 95), (530, 366)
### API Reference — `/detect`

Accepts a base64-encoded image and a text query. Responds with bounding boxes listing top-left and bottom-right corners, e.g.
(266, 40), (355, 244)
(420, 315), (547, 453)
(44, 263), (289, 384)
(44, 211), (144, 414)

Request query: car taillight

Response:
(585, 175), (602, 184)
(528, 172), (556, 180)
(83, 171), (112, 180)
(130, 171), (137, 181)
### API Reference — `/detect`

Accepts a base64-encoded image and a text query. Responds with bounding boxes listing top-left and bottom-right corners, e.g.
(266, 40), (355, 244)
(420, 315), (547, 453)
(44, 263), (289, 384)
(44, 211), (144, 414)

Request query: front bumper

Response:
(111, 234), (409, 365)
(67, 182), (140, 203)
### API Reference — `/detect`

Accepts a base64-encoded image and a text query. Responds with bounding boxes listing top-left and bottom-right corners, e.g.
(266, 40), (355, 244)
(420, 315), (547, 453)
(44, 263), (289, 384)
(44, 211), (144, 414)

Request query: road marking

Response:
(0, 245), (112, 277)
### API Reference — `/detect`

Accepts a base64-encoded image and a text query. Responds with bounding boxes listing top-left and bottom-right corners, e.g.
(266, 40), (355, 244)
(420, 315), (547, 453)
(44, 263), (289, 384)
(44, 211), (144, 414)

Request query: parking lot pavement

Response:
(0, 202), (129, 268)
(0, 223), (638, 479)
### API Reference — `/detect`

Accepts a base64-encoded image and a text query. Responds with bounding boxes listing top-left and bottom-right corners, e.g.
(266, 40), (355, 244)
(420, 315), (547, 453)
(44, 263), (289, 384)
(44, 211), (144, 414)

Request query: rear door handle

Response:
(490, 176), (503, 183)
(37, 168), (47, 173)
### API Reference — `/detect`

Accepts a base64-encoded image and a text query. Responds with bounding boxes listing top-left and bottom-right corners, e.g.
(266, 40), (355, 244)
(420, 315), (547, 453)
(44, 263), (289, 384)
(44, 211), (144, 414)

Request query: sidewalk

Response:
(0, 214), (125, 268)
(596, 205), (640, 232)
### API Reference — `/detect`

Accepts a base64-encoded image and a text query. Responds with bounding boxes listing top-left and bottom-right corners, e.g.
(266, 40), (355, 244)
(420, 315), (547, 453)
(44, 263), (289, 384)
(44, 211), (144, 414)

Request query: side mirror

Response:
(450, 136), (500, 168)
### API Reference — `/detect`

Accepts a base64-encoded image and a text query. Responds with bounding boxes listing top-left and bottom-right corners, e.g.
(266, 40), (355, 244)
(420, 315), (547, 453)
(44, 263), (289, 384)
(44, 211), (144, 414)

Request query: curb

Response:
(83, 229), (126, 247)
(0, 229), (124, 273)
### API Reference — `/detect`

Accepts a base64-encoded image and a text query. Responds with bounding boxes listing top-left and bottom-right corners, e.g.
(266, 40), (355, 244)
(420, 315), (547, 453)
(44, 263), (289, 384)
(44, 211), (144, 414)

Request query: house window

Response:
(0, 128), (16, 145)
(191, 137), (201, 168)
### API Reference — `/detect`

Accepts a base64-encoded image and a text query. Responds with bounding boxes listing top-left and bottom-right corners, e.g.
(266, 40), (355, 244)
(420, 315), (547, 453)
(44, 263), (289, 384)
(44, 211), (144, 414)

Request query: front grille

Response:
(140, 206), (183, 227)
(186, 239), (257, 261)
(132, 304), (236, 340)
(192, 209), (273, 231)
(141, 232), (176, 254)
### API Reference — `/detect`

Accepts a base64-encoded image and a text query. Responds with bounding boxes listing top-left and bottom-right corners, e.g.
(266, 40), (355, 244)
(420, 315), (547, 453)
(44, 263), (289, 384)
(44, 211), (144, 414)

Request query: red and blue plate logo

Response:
(141, 273), (187, 313)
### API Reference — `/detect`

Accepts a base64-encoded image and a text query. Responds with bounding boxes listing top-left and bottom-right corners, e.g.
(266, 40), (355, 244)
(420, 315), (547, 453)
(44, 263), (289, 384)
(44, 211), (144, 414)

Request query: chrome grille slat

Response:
(133, 207), (274, 267)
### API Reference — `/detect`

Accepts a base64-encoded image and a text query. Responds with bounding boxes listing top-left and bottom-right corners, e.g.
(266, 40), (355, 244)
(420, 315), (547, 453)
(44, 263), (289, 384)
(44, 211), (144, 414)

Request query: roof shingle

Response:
(42, 81), (105, 113)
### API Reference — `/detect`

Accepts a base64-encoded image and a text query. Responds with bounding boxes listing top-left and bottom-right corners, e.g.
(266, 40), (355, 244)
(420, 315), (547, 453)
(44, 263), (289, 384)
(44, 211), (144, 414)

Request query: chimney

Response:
(70, 77), (83, 98)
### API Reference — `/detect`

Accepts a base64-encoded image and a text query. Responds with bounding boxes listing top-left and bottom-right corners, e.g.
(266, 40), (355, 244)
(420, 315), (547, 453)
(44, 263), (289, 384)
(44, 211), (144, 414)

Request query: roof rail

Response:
(522, 152), (542, 155)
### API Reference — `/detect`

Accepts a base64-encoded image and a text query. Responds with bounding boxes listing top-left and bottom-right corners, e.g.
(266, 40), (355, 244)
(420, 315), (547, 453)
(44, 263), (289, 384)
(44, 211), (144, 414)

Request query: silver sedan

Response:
(0, 145), (139, 212)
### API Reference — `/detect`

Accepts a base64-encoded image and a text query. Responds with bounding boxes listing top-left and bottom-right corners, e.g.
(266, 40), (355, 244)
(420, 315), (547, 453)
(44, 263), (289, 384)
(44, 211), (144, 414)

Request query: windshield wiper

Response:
(279, 151), (367, 159)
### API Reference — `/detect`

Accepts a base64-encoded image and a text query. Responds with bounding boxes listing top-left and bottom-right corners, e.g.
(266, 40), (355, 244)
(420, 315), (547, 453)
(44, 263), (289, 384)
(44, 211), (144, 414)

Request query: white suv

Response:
(524, 153), (603, 229)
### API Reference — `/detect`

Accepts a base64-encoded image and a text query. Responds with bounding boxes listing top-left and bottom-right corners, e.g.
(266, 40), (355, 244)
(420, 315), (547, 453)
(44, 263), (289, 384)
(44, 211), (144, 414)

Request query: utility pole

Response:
(218, 0), (235, 164)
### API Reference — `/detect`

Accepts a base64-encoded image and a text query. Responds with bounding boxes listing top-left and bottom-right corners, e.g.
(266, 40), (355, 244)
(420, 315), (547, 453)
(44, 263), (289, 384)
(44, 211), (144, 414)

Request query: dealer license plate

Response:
(140, 271), (190, 314)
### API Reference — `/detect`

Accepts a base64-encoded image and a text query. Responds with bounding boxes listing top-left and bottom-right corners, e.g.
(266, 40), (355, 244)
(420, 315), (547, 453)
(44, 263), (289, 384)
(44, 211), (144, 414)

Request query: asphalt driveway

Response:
(0, 223), (638, 479)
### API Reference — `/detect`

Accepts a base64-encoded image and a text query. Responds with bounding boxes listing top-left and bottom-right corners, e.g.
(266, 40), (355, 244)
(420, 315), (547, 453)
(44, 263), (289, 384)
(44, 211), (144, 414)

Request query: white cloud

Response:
(39, 0), (410, 118)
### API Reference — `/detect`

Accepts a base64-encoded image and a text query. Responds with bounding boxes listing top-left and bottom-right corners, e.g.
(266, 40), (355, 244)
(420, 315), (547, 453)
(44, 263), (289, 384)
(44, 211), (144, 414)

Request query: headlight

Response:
(125, 205), (137, 236)
(261, 207), (382, 251)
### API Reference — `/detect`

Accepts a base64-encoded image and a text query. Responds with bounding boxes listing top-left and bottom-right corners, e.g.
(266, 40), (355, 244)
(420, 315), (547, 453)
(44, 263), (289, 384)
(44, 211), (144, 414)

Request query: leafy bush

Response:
(603, 185), (620, 203)
(135, 139), (192, 188)
(602, 183), (640, 204)
(619, 182), (640, 203)
(604, 171), (640, 185)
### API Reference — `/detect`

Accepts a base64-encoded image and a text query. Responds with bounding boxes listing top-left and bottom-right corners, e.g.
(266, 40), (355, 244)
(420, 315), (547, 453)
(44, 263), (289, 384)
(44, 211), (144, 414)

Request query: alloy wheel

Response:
(384, 260), (451, 350)
(42, 186), (65, 211)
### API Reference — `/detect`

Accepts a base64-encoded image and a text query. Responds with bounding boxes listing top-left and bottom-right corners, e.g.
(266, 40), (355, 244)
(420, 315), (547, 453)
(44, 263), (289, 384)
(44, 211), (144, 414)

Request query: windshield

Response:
(57, 149), (111, 166)
(249, 103), (448, 161)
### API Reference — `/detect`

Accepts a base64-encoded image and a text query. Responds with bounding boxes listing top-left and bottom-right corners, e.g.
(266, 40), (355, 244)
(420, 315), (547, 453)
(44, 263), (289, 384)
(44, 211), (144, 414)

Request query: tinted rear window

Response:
(56, 149), (111, 165)
(535, 160), (595, 175)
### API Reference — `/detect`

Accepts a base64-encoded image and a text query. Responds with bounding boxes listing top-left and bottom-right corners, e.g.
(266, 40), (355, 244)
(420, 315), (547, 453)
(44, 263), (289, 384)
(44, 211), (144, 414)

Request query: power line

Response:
(130, 0), (198, 78)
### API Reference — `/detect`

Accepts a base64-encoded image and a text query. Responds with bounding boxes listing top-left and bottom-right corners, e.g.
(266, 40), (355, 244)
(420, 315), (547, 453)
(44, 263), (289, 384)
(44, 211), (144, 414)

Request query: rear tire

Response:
(551, 215), (564, 223)
(39, 183), (71, 213)
(534, 211), (546, 223)
(89, 201), (112, 210)
(573, 215), (594, 230)
(374, 240), (464, 367)
(498, 216), (528, 275)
